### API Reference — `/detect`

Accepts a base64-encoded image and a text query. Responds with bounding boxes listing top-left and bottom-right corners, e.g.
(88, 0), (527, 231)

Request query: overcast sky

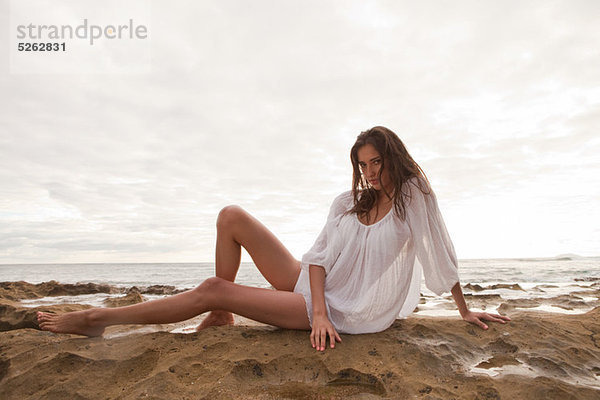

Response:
(1, 0), (599, 264)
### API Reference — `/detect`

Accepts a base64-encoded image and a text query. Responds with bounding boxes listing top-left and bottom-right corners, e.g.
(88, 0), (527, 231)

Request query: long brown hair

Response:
(348, 126), (430, 223)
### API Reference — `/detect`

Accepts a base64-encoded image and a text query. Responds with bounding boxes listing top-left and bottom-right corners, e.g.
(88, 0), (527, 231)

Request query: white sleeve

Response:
(301, 191), (350, 275)
(406, 178), (460, 295)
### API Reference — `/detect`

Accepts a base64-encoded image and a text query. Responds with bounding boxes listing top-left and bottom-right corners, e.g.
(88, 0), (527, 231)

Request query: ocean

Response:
(1, 256), (599, 316)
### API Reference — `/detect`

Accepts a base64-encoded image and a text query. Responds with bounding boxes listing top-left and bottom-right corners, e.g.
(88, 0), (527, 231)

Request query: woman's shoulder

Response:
(334, 189), (353, 202)
(406, 175), (429, 188)
(328, 190), (354, 216)
(334, 189), (354, 208)
(399, 176), (434, 210)
(403, 175), (432, 195)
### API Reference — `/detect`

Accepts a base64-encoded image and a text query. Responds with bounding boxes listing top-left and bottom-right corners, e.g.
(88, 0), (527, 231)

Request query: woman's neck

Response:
(377, 188), (395, 203)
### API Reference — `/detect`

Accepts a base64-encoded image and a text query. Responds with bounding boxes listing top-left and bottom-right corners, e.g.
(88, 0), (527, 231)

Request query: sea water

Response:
(1, 256), (599, 313)
(1, 256), (599, 288)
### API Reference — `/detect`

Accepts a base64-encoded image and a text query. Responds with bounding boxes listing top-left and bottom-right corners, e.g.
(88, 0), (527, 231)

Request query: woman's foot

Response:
(37, 310), (105, 337)
(196, 310), (235, 331)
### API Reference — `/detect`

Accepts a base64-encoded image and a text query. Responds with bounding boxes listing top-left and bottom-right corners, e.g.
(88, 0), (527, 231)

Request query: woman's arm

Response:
(406, 179), (511, 329)
(451, 282), (511, 329)
(309, 264), (341, 351)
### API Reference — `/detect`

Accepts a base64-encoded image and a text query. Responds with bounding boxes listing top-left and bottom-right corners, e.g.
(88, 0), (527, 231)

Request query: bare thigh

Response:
(204, 277), (311, 330)
(218, 205), (301, 291)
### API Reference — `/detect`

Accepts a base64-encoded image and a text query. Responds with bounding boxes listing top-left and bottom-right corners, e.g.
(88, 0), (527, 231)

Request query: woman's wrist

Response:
(308, 264), (328, 321)
(450, 281), (470, 318)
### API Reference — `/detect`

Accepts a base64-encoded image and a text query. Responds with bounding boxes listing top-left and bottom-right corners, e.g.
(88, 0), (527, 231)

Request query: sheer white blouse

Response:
(292, 176), (460, 334)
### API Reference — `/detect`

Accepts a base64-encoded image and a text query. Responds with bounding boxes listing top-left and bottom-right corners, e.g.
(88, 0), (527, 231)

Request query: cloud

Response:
(1, 0), (599, 262)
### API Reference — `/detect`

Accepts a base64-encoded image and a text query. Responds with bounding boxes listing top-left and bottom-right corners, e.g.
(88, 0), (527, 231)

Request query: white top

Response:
(293, 176), (460, 334)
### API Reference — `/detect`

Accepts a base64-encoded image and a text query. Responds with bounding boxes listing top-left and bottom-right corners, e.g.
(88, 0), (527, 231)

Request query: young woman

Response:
(38, 126), (510, 351)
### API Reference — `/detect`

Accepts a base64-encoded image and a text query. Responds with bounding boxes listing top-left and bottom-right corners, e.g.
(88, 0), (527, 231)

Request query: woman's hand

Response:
(451, 283), (511, 330)
(310, 314), (342, 351)
(462, 310), (511, 330)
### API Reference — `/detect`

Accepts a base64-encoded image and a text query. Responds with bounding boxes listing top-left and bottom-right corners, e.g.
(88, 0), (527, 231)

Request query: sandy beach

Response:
(1, 280), (599, 399)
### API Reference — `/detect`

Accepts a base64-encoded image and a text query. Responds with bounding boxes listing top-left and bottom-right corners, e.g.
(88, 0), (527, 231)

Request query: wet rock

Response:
(575, 277), (600, 282)
(103, 288), (144, 307)
(0, 281), (120, 301)
(135, 285), (186, 295)
(464, 283), (484, 292)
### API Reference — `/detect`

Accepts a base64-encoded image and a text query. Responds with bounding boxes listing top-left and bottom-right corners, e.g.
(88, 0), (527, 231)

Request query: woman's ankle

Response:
(84, 308), (106, 328)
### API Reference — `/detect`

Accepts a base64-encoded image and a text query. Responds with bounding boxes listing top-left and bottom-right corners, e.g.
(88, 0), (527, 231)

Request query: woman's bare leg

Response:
(215, 205), (301, 289)
(36, 205), (305, 335)
(38, 277), (310, 336)
(198, 205), (302, 329)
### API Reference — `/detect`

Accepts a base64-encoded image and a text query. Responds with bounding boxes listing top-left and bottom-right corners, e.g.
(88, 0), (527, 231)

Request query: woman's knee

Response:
(194, 277), (228, 305)
(216, 205), (247, 230)
(196, 276), (226, 293)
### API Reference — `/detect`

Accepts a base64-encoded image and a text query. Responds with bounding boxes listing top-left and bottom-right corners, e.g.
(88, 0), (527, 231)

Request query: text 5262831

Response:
(18, 43), (66, 51)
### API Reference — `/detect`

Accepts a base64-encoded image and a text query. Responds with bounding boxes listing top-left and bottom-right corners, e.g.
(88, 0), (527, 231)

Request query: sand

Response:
(1, 281), (599, 399)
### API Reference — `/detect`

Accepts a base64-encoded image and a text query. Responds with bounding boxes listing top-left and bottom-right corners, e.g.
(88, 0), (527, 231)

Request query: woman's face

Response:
(357, 144), (392, 194)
